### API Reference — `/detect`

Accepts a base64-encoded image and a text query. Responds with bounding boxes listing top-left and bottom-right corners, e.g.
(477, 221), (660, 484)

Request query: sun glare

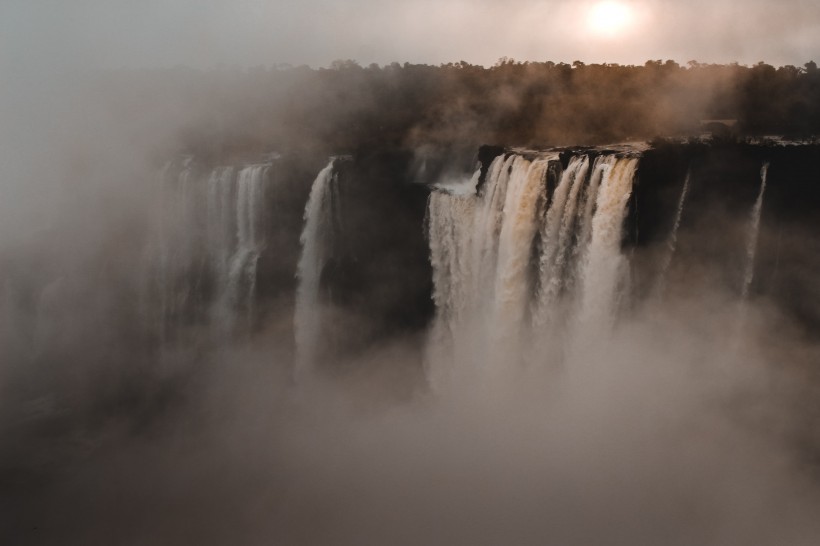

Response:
(587, 1), (634, 38)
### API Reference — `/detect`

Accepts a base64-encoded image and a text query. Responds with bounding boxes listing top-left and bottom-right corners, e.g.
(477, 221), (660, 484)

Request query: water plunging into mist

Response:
(294, 160), (338, 380)
(206, 166), (237, 326)
(155, 156), (197, 344)
(228, 164), (270, 329)
(532, 155), (588, 329)
(427, 152), (639, 389)
(146, 159), (272, 341)
(491, 156), (552, 359)
(576, 157), (638, 330)
(207, 167), (236, 277)
(741, 162), (768, 300)
(427, 155), (557, 386)
(653, 168), (691, 298)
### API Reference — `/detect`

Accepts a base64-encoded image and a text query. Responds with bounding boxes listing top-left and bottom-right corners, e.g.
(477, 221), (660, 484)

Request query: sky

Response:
(2, 0), (819, 73)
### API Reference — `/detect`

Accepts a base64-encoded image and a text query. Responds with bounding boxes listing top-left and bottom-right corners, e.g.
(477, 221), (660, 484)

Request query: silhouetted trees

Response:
(92, 60), (820, 160)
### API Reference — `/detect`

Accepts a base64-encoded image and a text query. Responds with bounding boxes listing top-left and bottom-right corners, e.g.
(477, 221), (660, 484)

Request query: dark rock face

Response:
(316, 149), (435, 361)
(632, 141), (820, 329)
(632, 141), (820, 248)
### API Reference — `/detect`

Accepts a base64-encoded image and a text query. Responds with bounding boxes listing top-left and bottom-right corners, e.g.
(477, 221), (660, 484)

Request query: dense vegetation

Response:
(91, 59), (820, 161)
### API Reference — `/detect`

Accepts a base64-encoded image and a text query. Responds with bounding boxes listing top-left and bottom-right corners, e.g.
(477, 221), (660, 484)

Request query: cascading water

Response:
(491, 156), (552, 360)
(294, 159), (338, 380)
(144, 159), (274, 342)
(471, 155), (515, 303)
(142, 146), (786, 383)
(426, 155), (558, 387)
(575, 156), (607, 262)
(741, 162), (768, 300)
(228, 164), (270, 330)
(426, 151), (640, 390)
(206, 166), (236, 327)
(427, 172), (480, 385)
(653, 168), (691, 298)
(206, 167), (236, 283)
(532, 155), (587, 329)
(730, 161), (770, 349)
(154, 156), (198, 344)
(576, 156), (638, 330)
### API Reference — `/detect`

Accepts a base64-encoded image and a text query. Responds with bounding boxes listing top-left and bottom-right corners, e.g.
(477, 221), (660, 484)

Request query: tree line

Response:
(87, 59), (820, 160)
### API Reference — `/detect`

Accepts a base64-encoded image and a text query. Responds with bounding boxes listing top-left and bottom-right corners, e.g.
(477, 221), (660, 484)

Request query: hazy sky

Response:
(2, 0), (819, 72)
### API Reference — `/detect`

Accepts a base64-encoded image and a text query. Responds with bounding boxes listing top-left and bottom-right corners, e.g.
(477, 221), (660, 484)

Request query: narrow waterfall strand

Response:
(294, 160), (336, 380)
(741, 162), (769, 300)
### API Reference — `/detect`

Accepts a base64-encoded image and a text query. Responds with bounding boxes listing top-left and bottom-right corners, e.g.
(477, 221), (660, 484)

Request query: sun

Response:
(587, 1), (635, 38)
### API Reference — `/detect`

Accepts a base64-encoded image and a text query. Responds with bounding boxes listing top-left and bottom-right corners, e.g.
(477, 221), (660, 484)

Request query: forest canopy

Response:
(83, 59), (820, 160)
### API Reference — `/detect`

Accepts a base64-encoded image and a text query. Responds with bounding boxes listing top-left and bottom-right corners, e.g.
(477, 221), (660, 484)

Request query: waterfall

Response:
(147, 160), (174, 345)
(427, 155), (553, 386)
(533, 155), (588, 328)
(206, 166), (236, 327)
(490, 156), (552, 366)
(206, 166), (236, 285)
(575, 155), (607, 263)
(577, 157), (638, 330)
(472, 154), (516, 303)
(294, 159), (338, 381)
(653, 168), (691, 298)
(741, 162), (768, 300)
(227, 164), (270, 329)
(144, 158), (275, 343)
(155, 156), (198, 344)
(426, 169), (482, 385)
(426, 151), (640, 389)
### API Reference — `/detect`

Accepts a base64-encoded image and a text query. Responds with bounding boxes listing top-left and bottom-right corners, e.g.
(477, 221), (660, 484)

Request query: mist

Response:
(3, 1), (820, 544)
(6, 278), (820, 544)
